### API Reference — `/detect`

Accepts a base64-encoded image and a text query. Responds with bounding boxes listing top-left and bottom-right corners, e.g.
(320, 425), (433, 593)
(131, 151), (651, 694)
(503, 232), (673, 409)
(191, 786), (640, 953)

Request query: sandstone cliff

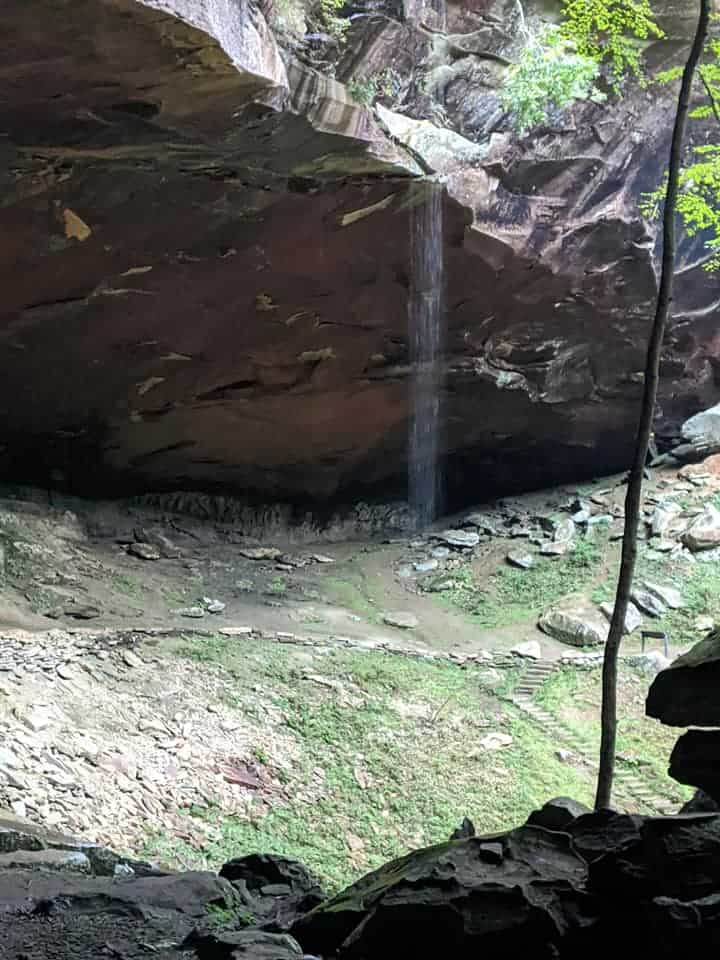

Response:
(1, 0), (718, 507)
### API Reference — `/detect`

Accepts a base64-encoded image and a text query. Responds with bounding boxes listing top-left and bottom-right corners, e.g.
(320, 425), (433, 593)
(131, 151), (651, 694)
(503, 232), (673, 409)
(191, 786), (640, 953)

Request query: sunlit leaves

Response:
(643, 31), (720, 271)
(502, 26), (602, 133)
(561, 0), (664, 90)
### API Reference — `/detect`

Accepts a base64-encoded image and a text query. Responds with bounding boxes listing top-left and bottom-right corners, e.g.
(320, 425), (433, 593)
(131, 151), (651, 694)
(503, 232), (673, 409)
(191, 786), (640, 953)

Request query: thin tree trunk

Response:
(595, 0), (712, 811)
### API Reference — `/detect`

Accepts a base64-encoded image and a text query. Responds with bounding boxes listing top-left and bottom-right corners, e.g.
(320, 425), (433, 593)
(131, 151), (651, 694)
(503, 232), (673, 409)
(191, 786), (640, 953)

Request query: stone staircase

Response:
(512, 659), (678, 816)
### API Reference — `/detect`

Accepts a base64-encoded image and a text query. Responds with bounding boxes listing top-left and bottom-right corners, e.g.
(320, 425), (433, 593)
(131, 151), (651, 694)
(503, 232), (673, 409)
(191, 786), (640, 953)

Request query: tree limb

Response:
(595, 0), (712, 811)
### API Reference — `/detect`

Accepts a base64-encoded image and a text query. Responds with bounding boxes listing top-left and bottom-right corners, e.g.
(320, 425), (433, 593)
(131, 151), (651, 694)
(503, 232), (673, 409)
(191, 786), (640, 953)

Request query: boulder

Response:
(449, 817), (476, 841)
(648, 893), (720, 953)
(668, 730), (720, 802)
(507, 550), (534, 570)
(435, 530), (480, 549)
(219, 854), (326, 932)
(382, 612), (419, 630)
(629, 651), (671, 676)
(588, 814), (720, 902)
(650, 503), (681, 537)
(641, 581), (684, 610)
(681, 790), (720, 814)
(681, 402), (720, 448)
(134, 526), (182, 558)
(511, 639), (542, 660)
(682, 505), (720, 551)
(478, 732), (513, 750)
(240, 548), (284, 562)
(538, 609), (607, 647)
(526, 797), (591, 832)
(292, 810), (720, 959)
(127, 541), (161, 561)
(646, 631), (720, 727)
(554, 519), (576, 544)
(292, 826), (589, 959)
(599, 600), (643, 634)
(630, 587), (666, 619)
(188, 928), (304, 959)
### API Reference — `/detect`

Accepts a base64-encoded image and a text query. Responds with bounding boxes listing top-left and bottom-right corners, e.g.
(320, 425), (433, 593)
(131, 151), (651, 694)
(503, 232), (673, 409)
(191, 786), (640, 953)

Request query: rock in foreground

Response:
(292, 806), (720, 959)
(646, 630), (720, 727)
(669, 730), (720, 803)
(3, 806), (720, 957)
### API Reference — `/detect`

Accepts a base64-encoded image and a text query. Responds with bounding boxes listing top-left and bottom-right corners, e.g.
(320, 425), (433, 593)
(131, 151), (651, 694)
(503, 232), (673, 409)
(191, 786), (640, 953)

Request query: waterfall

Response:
(408, 182), (444, 530)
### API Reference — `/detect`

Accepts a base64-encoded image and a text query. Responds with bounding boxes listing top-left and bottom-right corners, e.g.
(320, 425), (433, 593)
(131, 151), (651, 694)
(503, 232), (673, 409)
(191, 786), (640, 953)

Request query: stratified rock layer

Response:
(1, 0), (719, 506)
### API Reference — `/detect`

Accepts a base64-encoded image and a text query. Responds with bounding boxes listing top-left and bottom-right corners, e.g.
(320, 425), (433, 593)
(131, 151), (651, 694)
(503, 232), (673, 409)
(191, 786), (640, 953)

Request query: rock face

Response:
(681, 402), (720, 449)
(292, 808), (720, 958)
(669, 730), (720, 801)
(646, 630), (720, 727)
(646, 631), (720, 804)
(1, 0), (719, 508)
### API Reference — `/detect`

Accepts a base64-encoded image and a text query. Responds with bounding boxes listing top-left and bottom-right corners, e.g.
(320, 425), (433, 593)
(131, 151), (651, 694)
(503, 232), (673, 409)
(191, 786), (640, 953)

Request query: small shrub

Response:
(502, 25), (602, 133)
(347, 69), (402, 107)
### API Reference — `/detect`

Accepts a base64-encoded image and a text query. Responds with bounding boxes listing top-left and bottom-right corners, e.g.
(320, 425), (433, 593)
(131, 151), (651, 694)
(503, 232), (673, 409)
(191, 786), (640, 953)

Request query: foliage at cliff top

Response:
(642, 33), (720, 271)
(502, 0), (663, 133)
(561, 0), (664, 89)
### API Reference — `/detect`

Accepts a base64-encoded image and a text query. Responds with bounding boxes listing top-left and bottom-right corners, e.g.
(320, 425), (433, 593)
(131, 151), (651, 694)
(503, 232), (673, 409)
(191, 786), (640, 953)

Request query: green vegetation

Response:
(347, 69), (402, 107)
(205, 903), (248, 927)
(113, 573), (142, 598)
(264, 577), (288, 597)
(637, 553), (720, 644)
(642, 34), (720, 271)
(429, 535), (606, 628)
(318, 0), (349, 40)
(270, 0), (348, 41)
(325, 574), (380, 622)
(503, 0), (662, 132)
(147, 638), (596, 891)
(502, 25), (601, 133)
(538, 666), (691, 799)
(561, 0), (663, 89)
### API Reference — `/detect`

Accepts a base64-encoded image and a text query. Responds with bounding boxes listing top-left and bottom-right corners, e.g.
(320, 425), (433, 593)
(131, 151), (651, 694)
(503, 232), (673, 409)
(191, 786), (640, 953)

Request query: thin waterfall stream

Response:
(408, 181), (444, 529)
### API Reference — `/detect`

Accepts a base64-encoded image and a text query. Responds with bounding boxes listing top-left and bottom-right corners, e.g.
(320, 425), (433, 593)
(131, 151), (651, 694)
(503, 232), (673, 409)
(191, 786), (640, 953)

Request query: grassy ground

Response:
(428, 533), (609, 629)
(142, 636), (596, 892)
(537, 665), (691, 802)
(429, 514), (720, 650)
(591, 549), (720, 647)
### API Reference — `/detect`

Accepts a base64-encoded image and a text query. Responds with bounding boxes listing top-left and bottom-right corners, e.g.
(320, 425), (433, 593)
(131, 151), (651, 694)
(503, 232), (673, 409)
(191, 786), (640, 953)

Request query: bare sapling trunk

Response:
(595, 0), (712, 811)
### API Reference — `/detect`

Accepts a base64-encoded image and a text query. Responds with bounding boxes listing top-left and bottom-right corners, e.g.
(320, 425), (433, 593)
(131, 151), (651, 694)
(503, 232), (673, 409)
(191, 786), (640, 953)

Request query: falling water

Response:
(408, 181), (444, 530)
